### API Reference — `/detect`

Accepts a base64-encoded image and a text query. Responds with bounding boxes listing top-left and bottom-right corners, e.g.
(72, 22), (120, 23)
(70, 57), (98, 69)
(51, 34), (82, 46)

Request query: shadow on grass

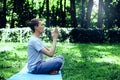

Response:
(58, 43), (120, 80)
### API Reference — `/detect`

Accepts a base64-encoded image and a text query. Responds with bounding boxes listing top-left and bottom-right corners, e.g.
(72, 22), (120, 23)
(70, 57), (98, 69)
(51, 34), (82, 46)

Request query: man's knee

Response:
(56, 55), (64, 61)
(56, 56), (64, 64)
(56, 57), (64, 68)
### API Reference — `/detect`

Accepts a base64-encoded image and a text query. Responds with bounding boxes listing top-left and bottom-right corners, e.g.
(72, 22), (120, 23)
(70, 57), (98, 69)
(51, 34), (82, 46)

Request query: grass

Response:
(0, 42), (120, 80)
(0, 43), (27, 80)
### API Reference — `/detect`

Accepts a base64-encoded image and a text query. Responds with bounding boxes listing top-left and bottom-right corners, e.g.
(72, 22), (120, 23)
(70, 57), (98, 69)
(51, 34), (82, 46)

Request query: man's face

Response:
(35, 21), (44, 34)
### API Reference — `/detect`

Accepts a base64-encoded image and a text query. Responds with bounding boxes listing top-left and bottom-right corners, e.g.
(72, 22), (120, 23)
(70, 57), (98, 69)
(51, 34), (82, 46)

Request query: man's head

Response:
(29, 18), (44, 33)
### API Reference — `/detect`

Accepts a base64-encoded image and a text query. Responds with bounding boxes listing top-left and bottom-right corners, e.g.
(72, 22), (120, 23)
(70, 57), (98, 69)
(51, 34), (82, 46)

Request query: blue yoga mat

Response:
(7, 64), (63, 80)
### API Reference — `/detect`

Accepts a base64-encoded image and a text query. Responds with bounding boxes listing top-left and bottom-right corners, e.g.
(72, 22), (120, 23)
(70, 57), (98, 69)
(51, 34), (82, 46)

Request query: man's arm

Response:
(41, 28), (58, 57)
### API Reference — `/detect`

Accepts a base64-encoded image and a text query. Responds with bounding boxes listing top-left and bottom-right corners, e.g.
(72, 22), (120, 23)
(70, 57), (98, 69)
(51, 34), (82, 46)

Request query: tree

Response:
(86, 0), (93, 28)
(116, 1), (120, 28)
(81, 0), (86, 28)
(0, 1), (3, 28)
(59, 0), (66, 27)
(39, 0), (45, 18)
(103, 0), (115, 29)
(11, 0), (16, 28)
(97, 0), (103, 28)
(62, 0), (66, 27)
(51, 5), (57, 26)
(1, 0), (120, 29)
(46, 0), (50, 27)
(1, 0), (7, 28)
(70, 0), (77, 28)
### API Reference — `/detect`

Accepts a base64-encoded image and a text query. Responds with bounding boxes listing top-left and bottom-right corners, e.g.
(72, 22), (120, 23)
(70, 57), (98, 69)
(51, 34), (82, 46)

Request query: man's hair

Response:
(29, 18), (41, 32)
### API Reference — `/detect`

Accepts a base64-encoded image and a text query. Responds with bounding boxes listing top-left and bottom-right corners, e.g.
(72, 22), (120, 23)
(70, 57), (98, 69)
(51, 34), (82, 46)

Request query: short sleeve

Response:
(33, 39), (45, 52)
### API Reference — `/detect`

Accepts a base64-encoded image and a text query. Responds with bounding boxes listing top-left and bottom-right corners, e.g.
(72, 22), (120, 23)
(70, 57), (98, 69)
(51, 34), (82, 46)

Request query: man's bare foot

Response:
(49, 70), (58, 74)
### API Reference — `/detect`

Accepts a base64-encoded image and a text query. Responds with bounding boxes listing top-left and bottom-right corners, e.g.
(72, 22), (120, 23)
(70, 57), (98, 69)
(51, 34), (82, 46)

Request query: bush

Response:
(44, 28), (52, 42)
(0, 27), (71, 43)
(58, 28), (69, 42)
(69, 29), (80, 43)
(0, 74), (5, 80)
(1, 28), (120, 43)
(8, 31), (20, 42)
(69, 28), (105, 43)
(107, 29), (120, 43)
(41, 28), (70, 42)
(0, 31), (2, 41)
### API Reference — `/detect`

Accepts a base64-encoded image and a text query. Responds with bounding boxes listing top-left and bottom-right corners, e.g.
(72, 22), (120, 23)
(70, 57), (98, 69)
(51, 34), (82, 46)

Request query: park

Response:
(0, 0), (120, 80)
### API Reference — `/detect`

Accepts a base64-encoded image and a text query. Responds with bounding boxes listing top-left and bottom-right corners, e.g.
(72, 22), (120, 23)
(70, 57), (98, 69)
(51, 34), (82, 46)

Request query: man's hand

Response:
(41, 28), (59, 57)
(52, 27), (59, 40)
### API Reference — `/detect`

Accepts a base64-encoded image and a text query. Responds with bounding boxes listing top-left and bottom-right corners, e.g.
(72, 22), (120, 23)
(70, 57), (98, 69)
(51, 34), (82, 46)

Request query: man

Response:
(27, 18), (64, 74)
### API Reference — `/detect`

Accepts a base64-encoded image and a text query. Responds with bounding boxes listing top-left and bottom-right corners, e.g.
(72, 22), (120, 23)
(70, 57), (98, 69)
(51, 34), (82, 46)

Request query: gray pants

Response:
(31, 56), (64, 74)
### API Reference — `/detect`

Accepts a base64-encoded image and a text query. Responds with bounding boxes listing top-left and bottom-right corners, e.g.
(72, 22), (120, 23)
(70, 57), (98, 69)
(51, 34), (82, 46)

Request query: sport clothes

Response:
(27, 35), (64, 74)
(27, 35), (45, 72)
(32, 56), (64, 74)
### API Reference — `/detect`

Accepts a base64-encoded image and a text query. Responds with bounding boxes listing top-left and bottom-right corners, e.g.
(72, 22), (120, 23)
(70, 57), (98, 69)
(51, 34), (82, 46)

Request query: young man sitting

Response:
(27, 18), (64, 74)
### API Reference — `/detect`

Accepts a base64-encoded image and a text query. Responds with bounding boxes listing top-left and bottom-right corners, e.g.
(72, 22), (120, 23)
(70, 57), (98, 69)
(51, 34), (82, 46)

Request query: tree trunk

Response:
(0, 1), (3, 28)
(56, 1), (59, 26)
(46, 0), (50, 27)
(51, 5), (57, 26)
(31, 0), (34, 17)
(103, 1), (113, 29)
(62, 0), (66, 27)
(60, 0), (63, 27)
(70, 0), (77, 28)
(97, 0), (103, 28)
(11, 12), (15, 28)
(116, 1), (120, 28)
(39, 0), (45, 18)
(86, 0), (93, 28)
(2, 0), (7, 28)
(81, 0), (86, 28)
(11, 0), (16, 28)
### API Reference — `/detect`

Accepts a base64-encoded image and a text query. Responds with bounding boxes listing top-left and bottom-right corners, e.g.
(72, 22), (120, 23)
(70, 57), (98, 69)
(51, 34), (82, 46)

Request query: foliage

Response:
(69, 28), (120, 43)
(103, 0), (119, 29)
(0, 30), (2, 41)
(42, 28), (71, 42)
(107, 29), (120, 43)
(69, 28), (105, 43)
(1, 28), (120, 43)
(0, 0), (120, 28)
(58, 28), (69, 42)
(0, 28), (32, 42)
(0, 73), (5, 80)
(0, 28), (71, 43)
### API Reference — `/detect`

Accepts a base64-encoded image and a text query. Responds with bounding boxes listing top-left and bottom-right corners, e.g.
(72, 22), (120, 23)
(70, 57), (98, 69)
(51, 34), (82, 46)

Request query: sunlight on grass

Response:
(93, 45), (114, 49)
(0, 46), (13, 51)
(91, 45), (120, 65)
(94, 54), (120, 65)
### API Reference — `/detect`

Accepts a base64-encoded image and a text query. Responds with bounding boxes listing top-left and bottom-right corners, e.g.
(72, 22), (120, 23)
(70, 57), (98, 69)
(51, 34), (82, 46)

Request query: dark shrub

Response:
(107, 29), (120, 43)
(0, 31), (2, 41)
(44, 28), (52, 41)
(69, 29), (80, 43)
(8, 31), (20, 42)
(69, 28), (105, 43)
(58, 29), (69, 42)
(0, 74), (5, 80)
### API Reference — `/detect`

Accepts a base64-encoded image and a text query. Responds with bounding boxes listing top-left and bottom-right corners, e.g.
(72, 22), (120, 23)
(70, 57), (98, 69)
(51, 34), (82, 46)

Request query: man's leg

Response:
(33, 56), (64, 74)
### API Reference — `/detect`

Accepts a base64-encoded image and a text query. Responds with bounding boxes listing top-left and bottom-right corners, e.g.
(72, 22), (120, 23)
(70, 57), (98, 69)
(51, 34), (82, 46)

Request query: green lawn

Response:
(0, 42), (120, 80)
